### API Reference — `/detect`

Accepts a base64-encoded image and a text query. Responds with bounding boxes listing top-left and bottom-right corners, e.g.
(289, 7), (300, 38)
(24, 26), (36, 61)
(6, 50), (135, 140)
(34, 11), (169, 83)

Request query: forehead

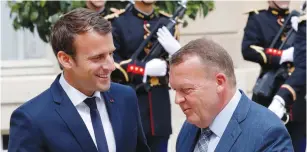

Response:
(274, 0), (290, 2)
(169, 56), (206, 87)
(142, 0), (156, 3)
(74, 31), (114, 55)
(272, 0), (290, 4)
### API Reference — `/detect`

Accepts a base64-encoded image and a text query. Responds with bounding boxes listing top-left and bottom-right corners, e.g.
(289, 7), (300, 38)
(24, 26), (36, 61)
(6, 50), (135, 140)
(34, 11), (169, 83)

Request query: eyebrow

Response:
(88, 49), (115, 59)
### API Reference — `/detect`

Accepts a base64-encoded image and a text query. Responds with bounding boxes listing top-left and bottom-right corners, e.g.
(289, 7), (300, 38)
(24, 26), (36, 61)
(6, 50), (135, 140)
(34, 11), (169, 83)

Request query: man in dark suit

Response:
(8, 8), (150, 152)
(169, 38), (293, 152)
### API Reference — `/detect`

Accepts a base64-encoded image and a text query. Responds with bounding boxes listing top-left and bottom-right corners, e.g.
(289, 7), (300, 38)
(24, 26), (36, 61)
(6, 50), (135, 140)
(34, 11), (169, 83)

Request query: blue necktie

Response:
(194, 128), (213, 152)
(84, 97), (109, 152)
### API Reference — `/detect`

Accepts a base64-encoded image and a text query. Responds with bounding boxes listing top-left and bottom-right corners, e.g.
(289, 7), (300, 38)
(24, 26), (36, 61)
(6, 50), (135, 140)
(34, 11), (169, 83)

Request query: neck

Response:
(269, 2), (288, 11)
(197, 86), (236, 129)
(219, 86), (236, 111)
(134, 2), (154, 14)
(97, 7), (105, 13)
(87, 2), (105, 12)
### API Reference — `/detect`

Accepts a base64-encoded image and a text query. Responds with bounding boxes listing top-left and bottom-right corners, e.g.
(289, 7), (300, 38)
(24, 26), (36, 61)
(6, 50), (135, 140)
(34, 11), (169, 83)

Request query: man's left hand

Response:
(268, 95), (286, 119)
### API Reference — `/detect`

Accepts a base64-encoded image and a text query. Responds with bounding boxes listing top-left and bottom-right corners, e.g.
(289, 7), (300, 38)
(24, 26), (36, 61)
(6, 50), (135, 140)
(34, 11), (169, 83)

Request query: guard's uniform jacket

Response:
(242, 7), (292, 106)
(111, 6), (176, 137)
(242, 8), (306, 151)
(278, 16), (306, 152)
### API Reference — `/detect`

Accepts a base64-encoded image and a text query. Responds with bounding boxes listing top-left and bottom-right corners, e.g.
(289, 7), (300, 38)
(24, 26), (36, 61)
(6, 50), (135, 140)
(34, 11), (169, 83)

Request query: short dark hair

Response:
(170, 38), (236, 86)
(50, 8), (111, 58)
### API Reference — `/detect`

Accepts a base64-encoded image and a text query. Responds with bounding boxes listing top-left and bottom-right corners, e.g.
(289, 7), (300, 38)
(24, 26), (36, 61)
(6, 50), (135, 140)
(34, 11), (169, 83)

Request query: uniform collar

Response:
(268, 7), (289, 16)
(131, 6), (155, 20)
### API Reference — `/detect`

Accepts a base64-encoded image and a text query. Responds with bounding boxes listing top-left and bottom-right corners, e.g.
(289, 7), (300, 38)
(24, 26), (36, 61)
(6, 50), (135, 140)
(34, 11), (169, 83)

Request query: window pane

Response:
(1, 1), (46, 61)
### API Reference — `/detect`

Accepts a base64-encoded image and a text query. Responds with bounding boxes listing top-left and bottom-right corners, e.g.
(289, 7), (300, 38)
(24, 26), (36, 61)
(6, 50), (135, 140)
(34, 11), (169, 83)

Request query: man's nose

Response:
(175, 91), (185, 104)
(103, 54), (115, 71)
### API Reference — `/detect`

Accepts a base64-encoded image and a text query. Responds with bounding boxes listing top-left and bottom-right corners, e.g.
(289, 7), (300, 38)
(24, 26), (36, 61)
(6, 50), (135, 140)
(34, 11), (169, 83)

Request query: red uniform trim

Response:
(148, 91), (155, 135)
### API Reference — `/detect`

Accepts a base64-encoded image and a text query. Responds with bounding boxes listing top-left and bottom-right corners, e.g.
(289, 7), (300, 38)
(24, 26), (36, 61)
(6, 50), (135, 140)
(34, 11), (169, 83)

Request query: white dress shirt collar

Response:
(209, 89), (242, 137)
(59, 73), (102, 106)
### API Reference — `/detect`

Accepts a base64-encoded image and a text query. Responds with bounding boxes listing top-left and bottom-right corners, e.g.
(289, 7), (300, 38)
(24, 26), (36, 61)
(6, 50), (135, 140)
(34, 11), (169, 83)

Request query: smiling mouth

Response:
(96, 74), (109, 79)
(183, 108), (191, 113)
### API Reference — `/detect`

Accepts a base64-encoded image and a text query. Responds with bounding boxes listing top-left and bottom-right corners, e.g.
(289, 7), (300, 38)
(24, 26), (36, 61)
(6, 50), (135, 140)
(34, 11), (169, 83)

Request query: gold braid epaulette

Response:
(159, 10), (171, 18)
(299, 14), (306, 23)
(158, 10), (183, 40)
(243, 8), (266, 15)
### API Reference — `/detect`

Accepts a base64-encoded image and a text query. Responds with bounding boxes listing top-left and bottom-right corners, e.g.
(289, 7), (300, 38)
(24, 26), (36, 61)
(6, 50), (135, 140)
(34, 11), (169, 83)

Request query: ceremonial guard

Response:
(110, 1), (181, 151)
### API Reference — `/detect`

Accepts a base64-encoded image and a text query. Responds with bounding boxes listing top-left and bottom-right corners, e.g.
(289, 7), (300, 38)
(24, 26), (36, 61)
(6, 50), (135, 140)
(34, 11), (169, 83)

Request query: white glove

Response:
(291, 16), (299, 32)
(157, 26), (181, 56)
(280, 47), (294, 64)
(268, 95), (286, 119)
(143, 58), (167, 83)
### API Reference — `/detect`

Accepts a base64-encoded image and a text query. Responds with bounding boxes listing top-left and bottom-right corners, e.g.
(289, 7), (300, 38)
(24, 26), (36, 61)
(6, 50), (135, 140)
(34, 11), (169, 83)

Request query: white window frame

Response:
(1, 1), (59, 77)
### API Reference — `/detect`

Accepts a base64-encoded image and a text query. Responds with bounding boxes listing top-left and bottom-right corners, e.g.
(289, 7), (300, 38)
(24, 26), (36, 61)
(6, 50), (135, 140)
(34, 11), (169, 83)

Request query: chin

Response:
(92, 1), (105, 7)
(98, 84), (111, 92)
(280, 6), (289, 9)
(142, 0), (156, 5)
(186, 116), (199, 125)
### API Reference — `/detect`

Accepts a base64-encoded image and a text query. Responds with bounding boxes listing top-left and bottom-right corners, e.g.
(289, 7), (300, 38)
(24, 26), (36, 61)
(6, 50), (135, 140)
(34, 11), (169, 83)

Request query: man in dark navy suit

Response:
(8, 8), (150, 152)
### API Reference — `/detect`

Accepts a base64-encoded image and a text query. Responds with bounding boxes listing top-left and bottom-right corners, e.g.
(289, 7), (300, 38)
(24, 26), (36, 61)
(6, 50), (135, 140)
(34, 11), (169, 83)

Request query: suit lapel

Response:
(102, 91), (122, 151)
(214, 119), (242, 152)
(215, 91), (250, 152)
(186, 124), (200, 152)
(51, 75), (97, 152)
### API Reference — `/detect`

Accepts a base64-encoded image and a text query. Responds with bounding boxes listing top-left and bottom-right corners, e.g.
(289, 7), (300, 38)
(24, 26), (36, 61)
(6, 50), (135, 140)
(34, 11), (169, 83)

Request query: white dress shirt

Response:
(59, 74), (116, 152)
(206, 89), (242, 152)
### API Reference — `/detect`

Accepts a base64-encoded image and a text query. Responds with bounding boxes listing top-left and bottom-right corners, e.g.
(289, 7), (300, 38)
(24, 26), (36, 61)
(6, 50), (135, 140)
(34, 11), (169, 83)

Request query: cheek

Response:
(74, 62), (98, 77)
(92, 1), (105, 6)
(186, 93), (203, 113)
(188, 90), (216, 115)
(84, 62), (100, 73)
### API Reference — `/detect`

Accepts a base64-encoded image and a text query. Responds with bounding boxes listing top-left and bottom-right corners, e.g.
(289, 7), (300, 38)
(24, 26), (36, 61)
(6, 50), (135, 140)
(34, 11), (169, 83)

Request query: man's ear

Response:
(57, 51), (74, 69)
(216, 73), (226, 93)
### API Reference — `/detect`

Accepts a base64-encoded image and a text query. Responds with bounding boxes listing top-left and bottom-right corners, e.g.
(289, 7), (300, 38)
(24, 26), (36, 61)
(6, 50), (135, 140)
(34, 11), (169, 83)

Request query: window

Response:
(1, 1), (57, 77)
